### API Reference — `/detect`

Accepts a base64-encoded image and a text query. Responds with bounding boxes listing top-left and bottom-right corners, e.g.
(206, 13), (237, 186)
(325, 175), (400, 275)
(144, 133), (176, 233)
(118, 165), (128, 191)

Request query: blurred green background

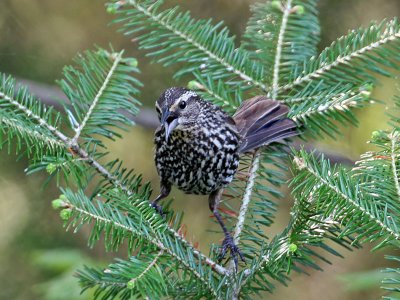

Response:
(0, 0), (399, 299)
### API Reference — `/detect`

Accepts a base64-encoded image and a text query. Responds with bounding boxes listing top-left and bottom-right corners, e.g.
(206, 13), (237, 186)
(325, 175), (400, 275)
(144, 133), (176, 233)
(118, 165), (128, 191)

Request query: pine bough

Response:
(0, 0), (399, 298)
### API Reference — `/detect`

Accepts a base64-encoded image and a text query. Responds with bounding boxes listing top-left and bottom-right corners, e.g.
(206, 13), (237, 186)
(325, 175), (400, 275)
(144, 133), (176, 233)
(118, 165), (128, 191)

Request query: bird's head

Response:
(156, 87), (202, 141)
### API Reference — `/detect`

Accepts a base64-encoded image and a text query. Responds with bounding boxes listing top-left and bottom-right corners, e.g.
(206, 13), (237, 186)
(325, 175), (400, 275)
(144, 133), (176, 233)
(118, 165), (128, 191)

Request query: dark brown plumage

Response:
(152, 87), (297, 269)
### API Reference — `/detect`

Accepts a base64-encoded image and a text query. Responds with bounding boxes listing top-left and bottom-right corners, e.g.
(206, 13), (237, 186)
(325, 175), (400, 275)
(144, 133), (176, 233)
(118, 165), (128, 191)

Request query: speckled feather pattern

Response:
(153, 87), (297, 268)
(155, 100), (240, 195)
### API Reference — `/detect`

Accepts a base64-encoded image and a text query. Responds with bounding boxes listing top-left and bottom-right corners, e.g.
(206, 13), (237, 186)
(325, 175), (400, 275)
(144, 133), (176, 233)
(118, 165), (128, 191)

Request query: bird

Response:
(152, 87), (297, 269)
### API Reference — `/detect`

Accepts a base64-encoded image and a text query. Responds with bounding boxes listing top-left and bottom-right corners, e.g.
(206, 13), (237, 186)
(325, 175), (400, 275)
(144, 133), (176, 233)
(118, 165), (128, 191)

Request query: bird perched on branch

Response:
(152, 87), (297, 269)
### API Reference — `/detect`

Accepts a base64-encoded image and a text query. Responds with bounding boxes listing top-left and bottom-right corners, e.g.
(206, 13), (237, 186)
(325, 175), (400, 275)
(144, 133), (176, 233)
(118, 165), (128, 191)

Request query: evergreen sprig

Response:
(109, 0), (267, 92)
(78, 252), (167, 300)
(60, 48), (142, 145)
(291, 149), (400, 247)
(243, 0), (320, 97)
(280, 18), (400, 93)
(1, 0), (400, 299)
(287, 82), (373, 138)
(289, 95), (400, 293)
(382, 255), (400, 298)
(0, 74), (65, 160)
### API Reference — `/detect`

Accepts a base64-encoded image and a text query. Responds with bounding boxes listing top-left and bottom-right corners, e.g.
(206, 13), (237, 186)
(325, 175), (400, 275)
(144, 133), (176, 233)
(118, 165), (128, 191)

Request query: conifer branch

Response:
(301, 154), (400, 241)
(128, 250), (164, 286)
(291, 88), (364, 122)
(2, 71), (226, 278)
(111, 0), (267, 93)
(188, 76), (232, 109)
(231, 151), (260, 252)
(287, 83), (373, 138)
(0, 115), (64, 149)
(228, 0), (299, 275)
(189, 74), (243, 112)
(66, 196), (222, 297)
(0, 90), (69, 144)
(390, 133), (400, 199)
(279, 20), (400, 92)
(202, 85), (225, 106)
(60, 48), (141, 142)
(73, 126), (227, 277)
(382, 255), (400, 295)
(2, 1), (400, 298)
(243, 0), (320, 86)
(167, 227), (227, 276)
(125, 0), (267, 91)
(78, 255), (167, 298)
(72, 129), (227, 277)
(229, 0), (299, 275)
(71, 51), (123, 144)
(271, 0), (292, 100)
(282, 31), (400, 91)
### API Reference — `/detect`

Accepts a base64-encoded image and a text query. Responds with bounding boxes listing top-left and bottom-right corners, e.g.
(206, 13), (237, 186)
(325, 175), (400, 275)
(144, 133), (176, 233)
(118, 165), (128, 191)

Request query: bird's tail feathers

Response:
(233, 96), (297, 153)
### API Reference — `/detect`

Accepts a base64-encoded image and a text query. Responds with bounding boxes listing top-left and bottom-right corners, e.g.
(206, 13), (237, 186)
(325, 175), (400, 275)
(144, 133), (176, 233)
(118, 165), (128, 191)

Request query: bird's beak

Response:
(161, 108), (179, 142)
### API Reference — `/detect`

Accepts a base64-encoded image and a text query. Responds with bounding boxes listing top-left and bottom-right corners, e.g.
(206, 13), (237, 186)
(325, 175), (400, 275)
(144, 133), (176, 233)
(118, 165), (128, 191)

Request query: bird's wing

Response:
(233, 96), (280, 136)
(233, 96), (297, 153)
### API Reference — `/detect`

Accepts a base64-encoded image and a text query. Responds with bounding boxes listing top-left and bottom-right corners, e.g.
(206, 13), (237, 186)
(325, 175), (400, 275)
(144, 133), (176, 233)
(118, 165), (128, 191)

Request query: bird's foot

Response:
(218, 234), (245, 271)
(150, 201), (166, 217)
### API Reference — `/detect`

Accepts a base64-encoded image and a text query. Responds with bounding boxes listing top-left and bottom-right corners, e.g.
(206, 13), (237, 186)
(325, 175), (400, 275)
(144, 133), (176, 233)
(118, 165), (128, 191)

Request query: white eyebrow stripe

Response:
(170, 91), (197, 111)
(174, 91), (197, 106)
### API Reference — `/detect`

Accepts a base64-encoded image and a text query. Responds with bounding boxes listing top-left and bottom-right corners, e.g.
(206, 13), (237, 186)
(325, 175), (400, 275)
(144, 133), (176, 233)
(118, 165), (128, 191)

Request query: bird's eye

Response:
(179, 101), (187, 109)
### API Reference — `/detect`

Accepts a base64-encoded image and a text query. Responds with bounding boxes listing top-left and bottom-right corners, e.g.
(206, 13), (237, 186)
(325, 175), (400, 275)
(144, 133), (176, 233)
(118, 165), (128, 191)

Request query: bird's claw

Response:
(218, 234), (245, 271)
(150, 201), (166, 217)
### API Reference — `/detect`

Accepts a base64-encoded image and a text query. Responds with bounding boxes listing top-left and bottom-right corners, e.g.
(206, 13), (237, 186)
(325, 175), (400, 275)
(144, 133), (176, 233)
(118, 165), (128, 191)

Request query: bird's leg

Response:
(151, 182), (171, 216)
(209, 189), (245, 271)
